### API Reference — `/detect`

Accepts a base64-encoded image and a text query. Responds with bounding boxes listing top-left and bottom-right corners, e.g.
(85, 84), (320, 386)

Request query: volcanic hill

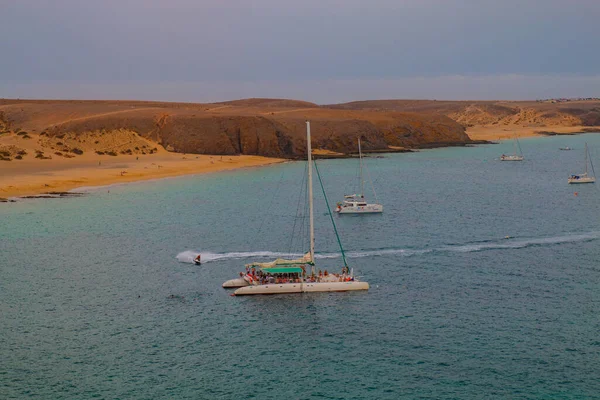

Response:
(0, 98), (471, 159)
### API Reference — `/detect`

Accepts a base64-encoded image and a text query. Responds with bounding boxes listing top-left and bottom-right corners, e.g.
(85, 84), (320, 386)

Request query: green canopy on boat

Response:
(245, 252), (313, 271)
(260, 266), (304, 274)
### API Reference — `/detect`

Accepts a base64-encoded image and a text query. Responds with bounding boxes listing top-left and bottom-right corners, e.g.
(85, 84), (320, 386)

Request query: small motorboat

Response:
(194, 254), (202, 265)
(559, 147), (572, 151)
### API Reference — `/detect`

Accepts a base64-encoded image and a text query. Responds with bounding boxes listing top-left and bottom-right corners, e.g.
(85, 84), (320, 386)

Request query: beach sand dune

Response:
(0, 131), (282, 198)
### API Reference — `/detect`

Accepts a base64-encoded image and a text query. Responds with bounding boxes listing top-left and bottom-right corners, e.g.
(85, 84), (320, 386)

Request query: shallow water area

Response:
(2, 134), (600, 398)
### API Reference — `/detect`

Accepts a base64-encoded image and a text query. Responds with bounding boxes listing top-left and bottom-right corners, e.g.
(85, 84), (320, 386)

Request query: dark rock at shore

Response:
(47, 191), (85, 196)
(537, 130), (597, 136)
(20, 192), (86, 199)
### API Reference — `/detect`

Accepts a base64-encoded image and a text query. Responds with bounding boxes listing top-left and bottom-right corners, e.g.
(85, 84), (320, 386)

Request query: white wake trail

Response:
(176, 231), (600, 264)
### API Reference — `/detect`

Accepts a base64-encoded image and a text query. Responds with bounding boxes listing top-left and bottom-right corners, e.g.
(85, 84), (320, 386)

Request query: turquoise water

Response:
(2, 134), (600, 399)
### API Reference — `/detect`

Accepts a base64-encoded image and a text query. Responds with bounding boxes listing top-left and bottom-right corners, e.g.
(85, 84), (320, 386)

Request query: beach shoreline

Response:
(3, 125), (599, 200)
(466, 125), (600, 141)
(0, 152), (284, 199)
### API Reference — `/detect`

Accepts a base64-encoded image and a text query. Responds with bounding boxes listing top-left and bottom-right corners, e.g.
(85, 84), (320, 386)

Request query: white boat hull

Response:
(500, 156), (524, 161)
(233, 281), (369, 296)
(222, 278), (249, 288)
(568, 177), (595, 184)
(337, 204), (383, 213)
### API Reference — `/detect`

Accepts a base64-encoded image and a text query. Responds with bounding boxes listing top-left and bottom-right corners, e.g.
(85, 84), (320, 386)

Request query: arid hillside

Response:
(0, 99), (472, 159)
(324, 99), (600, 139)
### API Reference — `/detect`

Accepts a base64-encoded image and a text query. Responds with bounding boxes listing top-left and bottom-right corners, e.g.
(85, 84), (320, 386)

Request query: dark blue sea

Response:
(2, 134), (600, 399)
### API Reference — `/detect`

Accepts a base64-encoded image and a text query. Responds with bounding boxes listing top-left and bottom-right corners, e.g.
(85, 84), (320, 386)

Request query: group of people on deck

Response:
(240, 266), (354, 286)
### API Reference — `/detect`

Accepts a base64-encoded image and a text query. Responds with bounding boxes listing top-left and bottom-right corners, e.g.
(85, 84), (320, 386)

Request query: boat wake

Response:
(176, 250), (298, 264)
(176, 231), (600, 264)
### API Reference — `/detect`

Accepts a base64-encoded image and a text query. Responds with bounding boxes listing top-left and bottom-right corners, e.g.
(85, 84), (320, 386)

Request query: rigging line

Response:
(288, 162), (308, 255)
(516, 136), (524, 157)
(356, 153), (362, 195)
(255, 167), (286, 246)
(288, 164), (305, 255)
(313, 160), (348, 267)
(295, 166), (309, 256)
(351, 152), (360, 195)
(300, 185), (309, 255)
(362, 155), (380, 203)
(588, 145), (597, 180)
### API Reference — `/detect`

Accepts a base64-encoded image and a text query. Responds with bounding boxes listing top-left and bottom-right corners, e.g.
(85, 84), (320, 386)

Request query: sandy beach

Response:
(466, 125), (600, 141)
(0, 140), (283, 199)
(2, 111), (598, 199)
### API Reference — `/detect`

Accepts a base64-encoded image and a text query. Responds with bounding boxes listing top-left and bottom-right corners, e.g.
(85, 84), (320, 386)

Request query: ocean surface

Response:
(1, 134), (600, 399)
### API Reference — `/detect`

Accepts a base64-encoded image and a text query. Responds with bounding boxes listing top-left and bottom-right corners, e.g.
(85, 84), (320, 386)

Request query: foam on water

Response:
(176, 230), (600, 264)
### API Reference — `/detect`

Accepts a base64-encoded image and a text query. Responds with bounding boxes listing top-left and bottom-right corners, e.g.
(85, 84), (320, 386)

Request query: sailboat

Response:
(336, 138), (383, 213)
(568, 143), (595, 184)
(222, 121), (369, 295)
(500, 135), (524, 161)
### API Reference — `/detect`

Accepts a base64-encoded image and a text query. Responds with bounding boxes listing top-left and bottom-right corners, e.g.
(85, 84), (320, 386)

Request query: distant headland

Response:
(1, 97), (599, 198)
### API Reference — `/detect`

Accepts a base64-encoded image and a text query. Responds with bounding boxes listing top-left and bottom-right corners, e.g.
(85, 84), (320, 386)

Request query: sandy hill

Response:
(324, 99), (600, 139)
(216, 98), (318, 108)
(0, 98), (471, 160)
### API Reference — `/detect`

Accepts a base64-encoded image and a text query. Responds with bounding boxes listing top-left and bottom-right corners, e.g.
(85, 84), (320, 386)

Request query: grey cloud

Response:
(1, 0), (599, 99)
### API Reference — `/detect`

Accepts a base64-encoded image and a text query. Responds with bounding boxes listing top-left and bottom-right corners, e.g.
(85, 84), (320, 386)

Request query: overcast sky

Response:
(1, 0), (599, 103)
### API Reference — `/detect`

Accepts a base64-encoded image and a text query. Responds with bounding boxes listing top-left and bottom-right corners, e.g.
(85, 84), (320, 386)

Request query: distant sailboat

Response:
(500, 135), (524, 161)
(336, 138), (383, 213)
(568, 143), (595, 184)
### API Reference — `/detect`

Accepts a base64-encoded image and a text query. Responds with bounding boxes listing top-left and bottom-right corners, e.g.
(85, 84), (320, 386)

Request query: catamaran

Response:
(568, 143), (595, 184)
(500, 135), (524, 161)
(336, 138), (383, 213)
(222, 121), (369, 295)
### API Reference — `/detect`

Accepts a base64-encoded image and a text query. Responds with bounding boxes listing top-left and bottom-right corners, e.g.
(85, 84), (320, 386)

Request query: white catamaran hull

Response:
(568, 177), (595, 184)
(222, 278), (250, 288)
(337, 204), (383, 213)
(233, 281), (369, 296)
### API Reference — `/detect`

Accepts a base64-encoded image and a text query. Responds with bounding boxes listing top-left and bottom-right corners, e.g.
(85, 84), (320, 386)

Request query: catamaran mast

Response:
(306, 121), (315, 274)
(358, 138), (365, 197)
(584, 143), (588, 175)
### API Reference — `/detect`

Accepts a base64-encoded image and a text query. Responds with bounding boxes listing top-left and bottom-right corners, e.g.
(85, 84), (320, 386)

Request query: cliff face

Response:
(0, 99), (471, 158)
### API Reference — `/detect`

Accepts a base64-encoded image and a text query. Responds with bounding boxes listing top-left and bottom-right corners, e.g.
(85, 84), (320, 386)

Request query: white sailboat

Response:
(336, 138), (383, 213)
(223, 121), (369, 295)
(500, 135), (524, 161)
(568, 143), (595, 184)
